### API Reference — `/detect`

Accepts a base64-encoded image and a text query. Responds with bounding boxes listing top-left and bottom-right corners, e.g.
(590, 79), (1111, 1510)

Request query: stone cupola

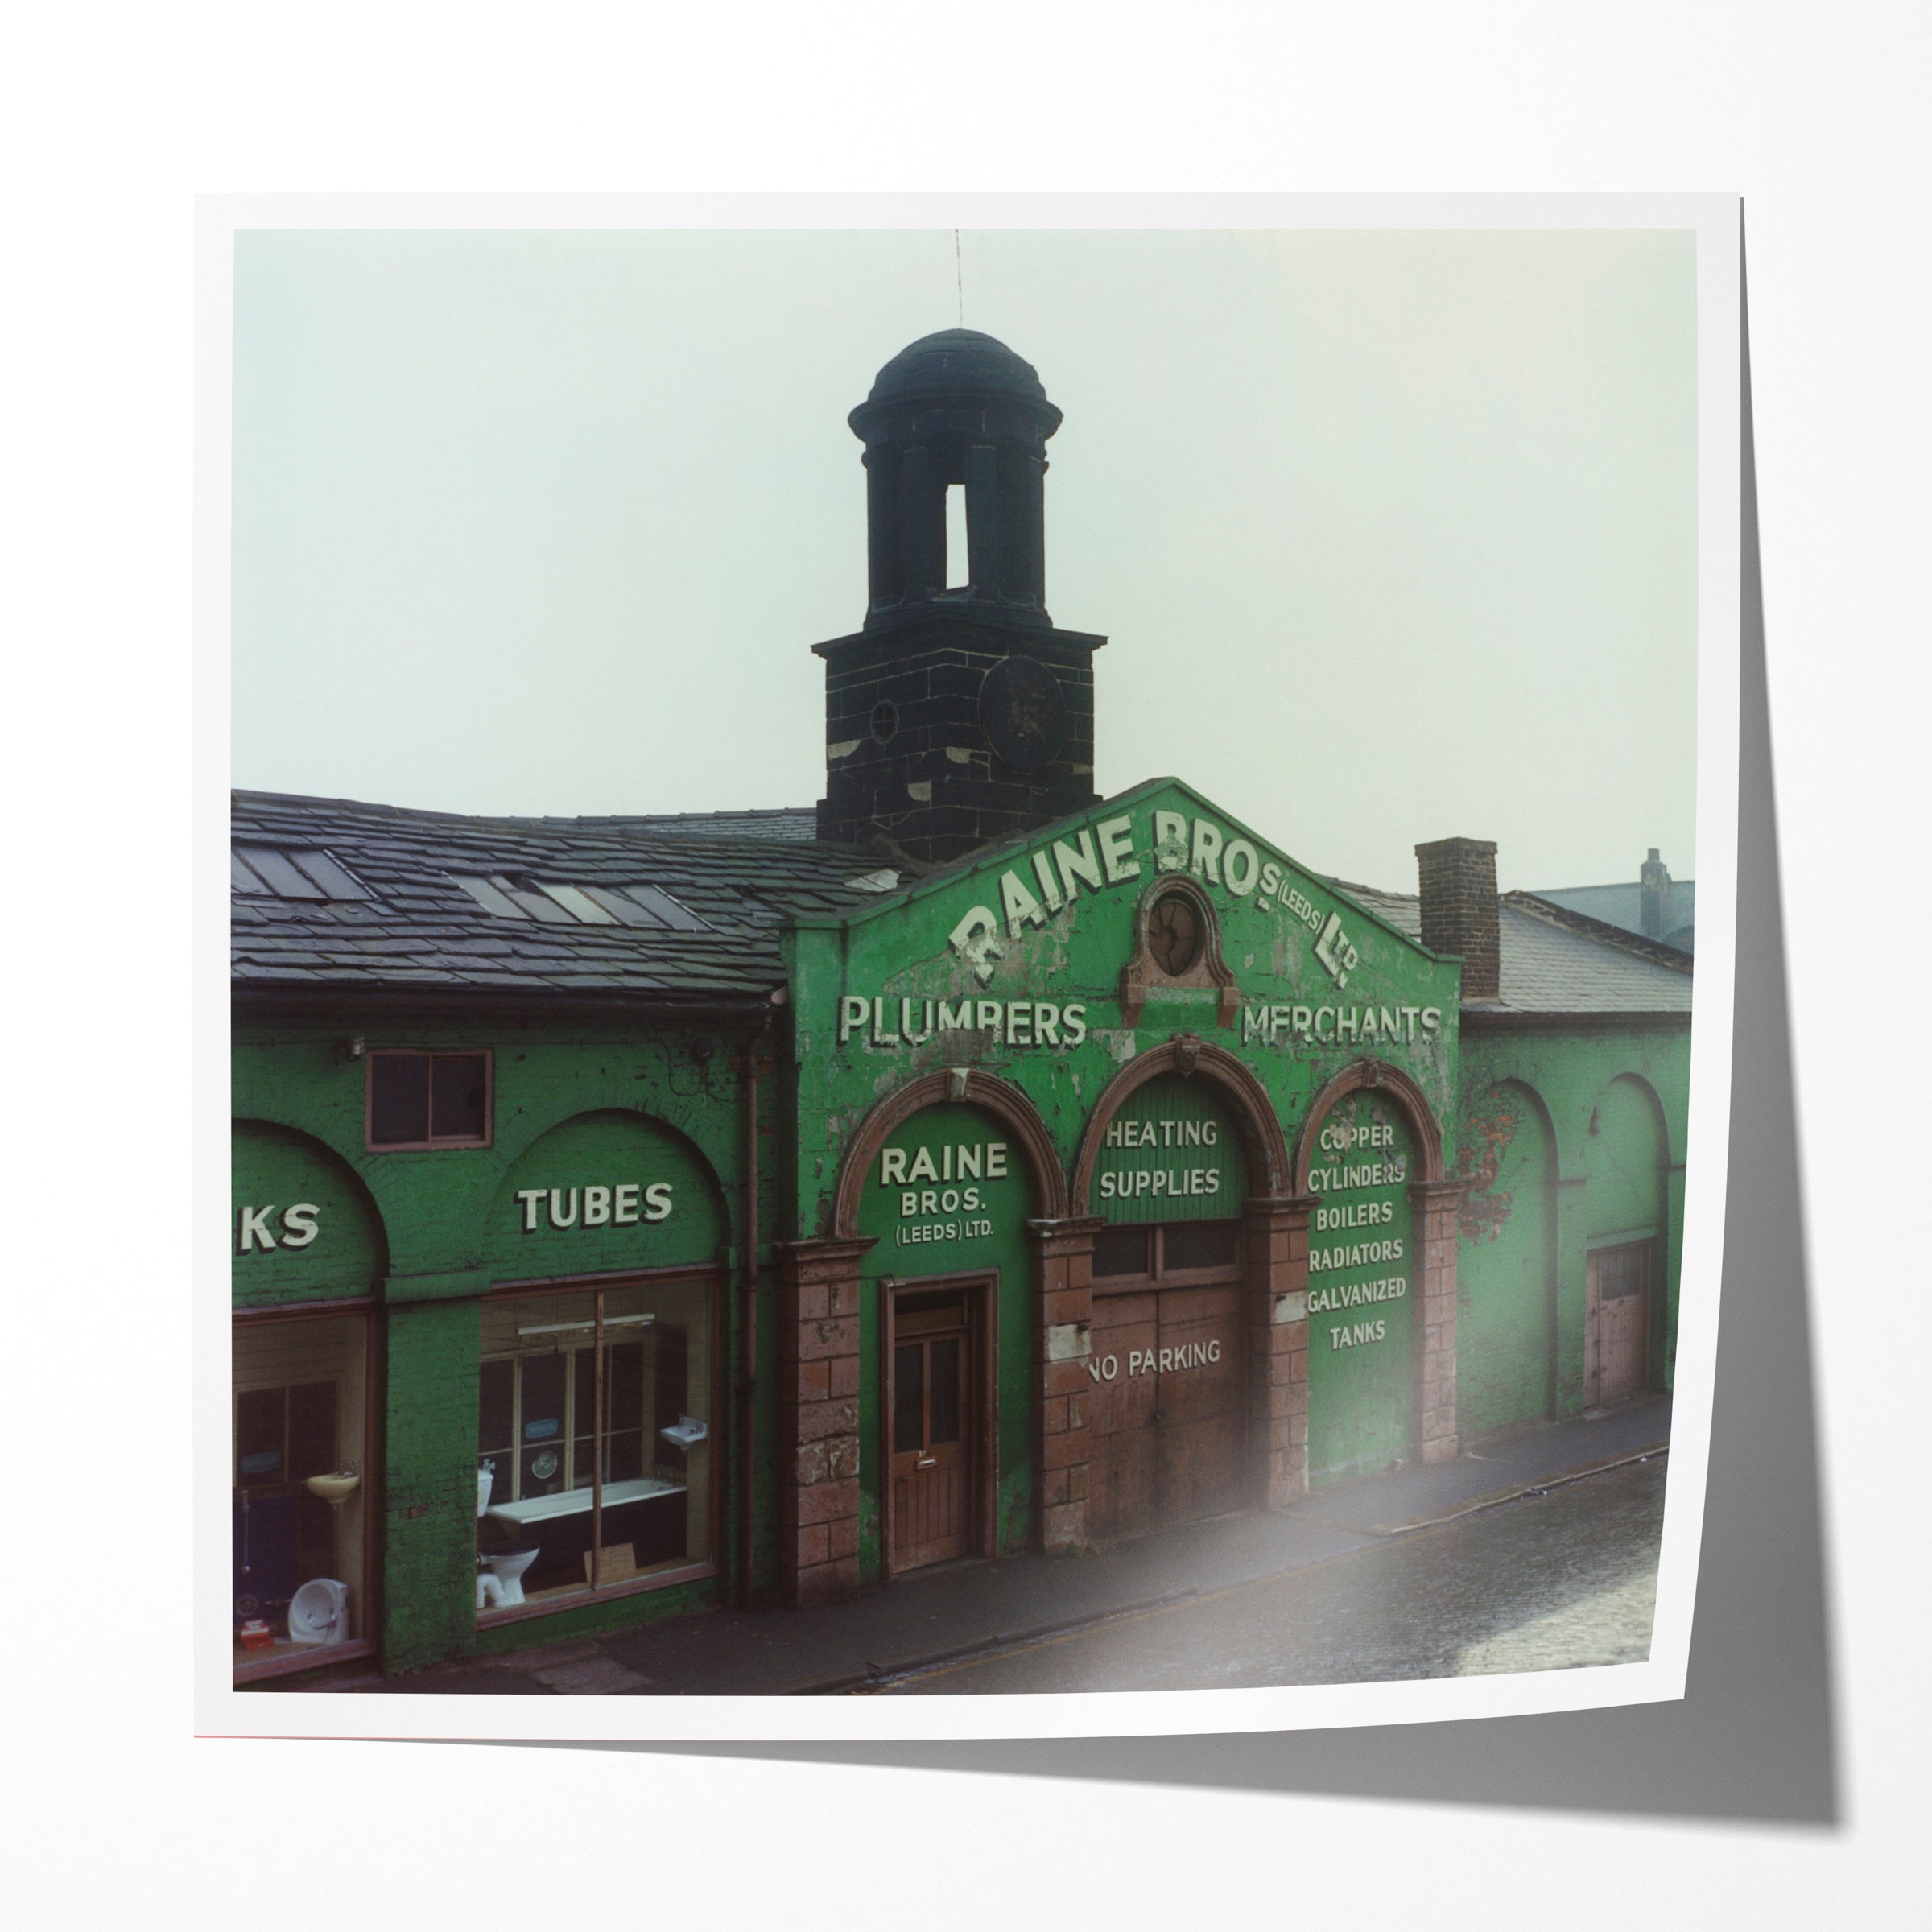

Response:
(813, 329), (1106, 865)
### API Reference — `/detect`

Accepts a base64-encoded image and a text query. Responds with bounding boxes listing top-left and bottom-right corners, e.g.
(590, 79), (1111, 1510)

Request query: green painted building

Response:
(229, 330), (1692, 1681)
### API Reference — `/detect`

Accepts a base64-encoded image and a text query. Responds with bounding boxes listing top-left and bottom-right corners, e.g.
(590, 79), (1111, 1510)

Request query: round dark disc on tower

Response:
(978, 655), (1068, 772)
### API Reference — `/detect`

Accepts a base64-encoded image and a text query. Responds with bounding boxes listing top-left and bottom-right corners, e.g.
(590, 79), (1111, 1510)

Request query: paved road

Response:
(868, 1455), (1664, 1694)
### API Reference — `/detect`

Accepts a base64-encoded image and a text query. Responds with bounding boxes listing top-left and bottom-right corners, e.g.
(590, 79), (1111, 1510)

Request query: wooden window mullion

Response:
(590, 1292), (605, 1587)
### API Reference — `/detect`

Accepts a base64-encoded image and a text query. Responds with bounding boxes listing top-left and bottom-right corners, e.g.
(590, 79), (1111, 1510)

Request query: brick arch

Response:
(1292, 1057), (1447, 1194)
(1592, 1067), (1674, 1157)
(831, 1067), (1067, 1237)
(1070, 1032), (1291, 1213)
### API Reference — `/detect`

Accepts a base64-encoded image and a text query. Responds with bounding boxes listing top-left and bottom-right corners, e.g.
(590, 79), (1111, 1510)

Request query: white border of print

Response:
(195, 191), (1739, 1744)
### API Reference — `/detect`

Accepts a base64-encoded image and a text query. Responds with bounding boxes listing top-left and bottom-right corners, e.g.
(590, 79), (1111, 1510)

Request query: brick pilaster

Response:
(1245, 1194), (1318, 1506)
(773, 1236), (873, 1607)
(1410, 1179), (1466, 1466)
(1027, 1216), (1104, 1553)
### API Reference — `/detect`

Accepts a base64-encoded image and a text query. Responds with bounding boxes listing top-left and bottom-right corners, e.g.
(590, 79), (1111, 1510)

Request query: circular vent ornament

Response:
(978, 655), (1067, 771)
(530, 1450), (559, 1482)
(1147, 892), (1204, 976)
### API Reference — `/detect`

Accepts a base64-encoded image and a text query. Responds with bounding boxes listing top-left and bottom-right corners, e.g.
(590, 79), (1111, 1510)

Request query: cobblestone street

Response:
(870, 1455), (1664, 1693)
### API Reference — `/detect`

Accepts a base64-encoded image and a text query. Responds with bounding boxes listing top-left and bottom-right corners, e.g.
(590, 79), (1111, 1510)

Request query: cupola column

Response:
(964, 442), (1001, 592)
(898, 443), (945, 605)
(1001, 448), (1046, 609)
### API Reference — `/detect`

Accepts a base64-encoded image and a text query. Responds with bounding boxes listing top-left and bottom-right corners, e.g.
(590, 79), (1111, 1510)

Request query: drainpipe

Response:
(738, 1040), (763, 1609)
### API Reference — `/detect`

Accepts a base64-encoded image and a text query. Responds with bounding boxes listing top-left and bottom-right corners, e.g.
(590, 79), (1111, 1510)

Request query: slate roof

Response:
(233, 786), (1692, 1019)
(230, 790), (886, 1002)
(1332, 882), (1694, 1018)
(620, 807), (819, 843)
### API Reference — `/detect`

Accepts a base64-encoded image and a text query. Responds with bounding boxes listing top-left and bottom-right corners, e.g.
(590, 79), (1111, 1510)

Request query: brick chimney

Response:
(1640, 848), (1670, 939)
(1414, 836), (1500, 1001)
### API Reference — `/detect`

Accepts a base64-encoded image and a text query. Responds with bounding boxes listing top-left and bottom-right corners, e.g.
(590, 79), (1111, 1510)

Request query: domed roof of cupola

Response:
(862, 329), (1052, 407)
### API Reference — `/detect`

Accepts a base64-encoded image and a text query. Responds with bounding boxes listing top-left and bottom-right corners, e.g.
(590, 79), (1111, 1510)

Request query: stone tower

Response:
(813, 329), (1106, 865)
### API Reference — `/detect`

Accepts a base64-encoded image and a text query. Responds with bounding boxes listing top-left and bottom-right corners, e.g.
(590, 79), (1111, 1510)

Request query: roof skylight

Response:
(450, 874), (709, 931)
(232, 846), (371, 902)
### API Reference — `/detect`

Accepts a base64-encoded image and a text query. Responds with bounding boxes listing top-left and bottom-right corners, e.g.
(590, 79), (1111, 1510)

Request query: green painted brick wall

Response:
(381, 1296), (482, 1672)
(233, 1013), (768, 1670)
(1456, 1023), (1690, 1431)
(1455, 1079), (1558, 1438)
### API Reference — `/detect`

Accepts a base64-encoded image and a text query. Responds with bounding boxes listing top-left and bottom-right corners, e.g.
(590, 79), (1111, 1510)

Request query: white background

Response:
(6, 2), (1926, 1926)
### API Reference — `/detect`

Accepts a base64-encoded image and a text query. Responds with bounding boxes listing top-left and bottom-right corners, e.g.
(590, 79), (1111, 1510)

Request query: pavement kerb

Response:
(1360, 1440), (1671, 1538)
(765, 1587), (1205, 1697)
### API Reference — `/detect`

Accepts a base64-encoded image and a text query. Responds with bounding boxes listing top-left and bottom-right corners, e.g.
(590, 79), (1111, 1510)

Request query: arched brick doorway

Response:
(774, 1070), (1067, 1604)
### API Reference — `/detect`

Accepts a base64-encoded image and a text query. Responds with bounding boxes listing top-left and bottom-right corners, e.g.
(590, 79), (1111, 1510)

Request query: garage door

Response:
(1084, 1075), (1252, 1542)
(1086, 1224), (1247, 1542)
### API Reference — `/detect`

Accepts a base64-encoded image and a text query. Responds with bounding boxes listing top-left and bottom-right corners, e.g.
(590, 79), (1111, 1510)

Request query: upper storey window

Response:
(368, 1051), (491, 1150)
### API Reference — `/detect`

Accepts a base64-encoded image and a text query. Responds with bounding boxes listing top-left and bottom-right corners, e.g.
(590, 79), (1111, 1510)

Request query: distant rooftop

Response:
(1533, 877), (1695, 954)
(1335, 881), (1693, 1018)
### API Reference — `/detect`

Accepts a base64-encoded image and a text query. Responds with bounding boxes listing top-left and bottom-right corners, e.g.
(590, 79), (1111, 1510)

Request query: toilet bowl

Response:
(287, 1578), (350, 1646)
(481, 1546), (539, 1606)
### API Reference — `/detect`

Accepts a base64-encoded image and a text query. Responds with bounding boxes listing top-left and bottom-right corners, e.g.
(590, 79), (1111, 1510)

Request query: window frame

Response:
(364, 1047), (494, 1153)
(474, 1265), (722, 1628)
(1088, 1218), (1246, 1294)
(231, 1296), (382, 1684)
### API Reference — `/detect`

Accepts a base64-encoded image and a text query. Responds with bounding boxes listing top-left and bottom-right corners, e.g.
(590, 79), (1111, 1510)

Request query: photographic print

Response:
(204, 200), (1738, 1738)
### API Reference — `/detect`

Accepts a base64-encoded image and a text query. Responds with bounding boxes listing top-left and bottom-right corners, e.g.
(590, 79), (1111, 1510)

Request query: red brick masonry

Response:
(1245, 1194), (1317, 1506)
(773, 1236), (873, 1607)
(1410, 1179), (1465, 1465)
(1029, 1216), (1104, 1553)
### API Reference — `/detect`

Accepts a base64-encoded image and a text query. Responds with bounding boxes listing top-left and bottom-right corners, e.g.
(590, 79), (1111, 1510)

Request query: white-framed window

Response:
(232, 1307), (371, 1672)
(476, 1275), (714, 1609)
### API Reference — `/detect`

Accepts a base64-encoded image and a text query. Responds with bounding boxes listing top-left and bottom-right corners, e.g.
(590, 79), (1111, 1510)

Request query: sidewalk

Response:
(296, 1393), (1670, 1697)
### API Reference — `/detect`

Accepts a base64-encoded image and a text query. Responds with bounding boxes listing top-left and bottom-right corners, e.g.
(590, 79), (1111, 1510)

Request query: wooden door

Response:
(1587, 1241), (1650, 1406)
(1153, 1281), (1246, 1526)
(890, 1297), (973, 1571)
(1086, 1227), (1245, 1543)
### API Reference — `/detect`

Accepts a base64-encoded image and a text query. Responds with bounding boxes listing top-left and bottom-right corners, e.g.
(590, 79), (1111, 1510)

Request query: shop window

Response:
(367, 1050), (491, 1149)
(233, 1311), (370, 1672)
(476, 1276), (713, 1612)
(1091, 1219), (1242, 1285)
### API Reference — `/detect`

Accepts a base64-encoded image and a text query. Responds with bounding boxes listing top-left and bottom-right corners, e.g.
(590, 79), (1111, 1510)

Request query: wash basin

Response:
(304, 1471), (360, 1504)
(485, 1476), (680, 1527)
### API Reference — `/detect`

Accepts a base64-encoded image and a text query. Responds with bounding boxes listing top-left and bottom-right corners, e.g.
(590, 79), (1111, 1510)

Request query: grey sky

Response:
(232, 225), (1697, 896)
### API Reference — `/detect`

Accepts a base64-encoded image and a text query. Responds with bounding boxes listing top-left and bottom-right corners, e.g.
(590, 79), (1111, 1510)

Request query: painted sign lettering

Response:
(840, 997), (1088, 1050)
(1243, 1003), (1443, 1046)
(236, 1203), (320, 1253)
(939, 805), (1371, 988)
(1327, 1319), (1389, 1348)
(513, 1183), (674, 1232)
(1085, 1338), (1224, 1382)
(1095, 1073), (1246, 1224)
(1307, 1104), (1410, 1344)
(878, 1138), (1009, 1245)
